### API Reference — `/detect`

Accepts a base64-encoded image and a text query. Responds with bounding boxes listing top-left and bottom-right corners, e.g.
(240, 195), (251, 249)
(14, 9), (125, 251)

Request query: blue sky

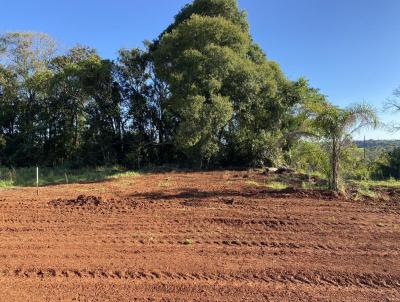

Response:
(1, 0), (399, 139)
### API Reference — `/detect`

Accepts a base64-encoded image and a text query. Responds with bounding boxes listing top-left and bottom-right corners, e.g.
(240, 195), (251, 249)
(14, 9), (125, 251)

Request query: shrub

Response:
(374, 147), (400, 180)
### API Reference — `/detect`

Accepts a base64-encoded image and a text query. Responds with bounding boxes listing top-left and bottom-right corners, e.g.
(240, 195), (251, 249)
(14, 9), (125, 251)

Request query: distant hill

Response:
(353, 140), (400, 150)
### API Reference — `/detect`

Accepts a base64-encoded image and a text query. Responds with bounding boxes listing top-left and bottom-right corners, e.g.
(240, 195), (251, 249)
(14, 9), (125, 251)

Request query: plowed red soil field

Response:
(0, 171), (399, 301)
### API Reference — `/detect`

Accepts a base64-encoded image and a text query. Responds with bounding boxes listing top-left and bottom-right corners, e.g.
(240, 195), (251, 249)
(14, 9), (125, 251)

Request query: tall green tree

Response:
(45, 46), (96, 164)
(78, 55), (123, 165)
(0, 65), (19, 165)
(153, 0), (308, 167)
(154, 14), (244, 166)
(0, 32), (56, 165)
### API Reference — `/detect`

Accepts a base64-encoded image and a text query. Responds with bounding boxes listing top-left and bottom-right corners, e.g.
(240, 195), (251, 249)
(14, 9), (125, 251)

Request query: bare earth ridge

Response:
(0, 171), (399, 301)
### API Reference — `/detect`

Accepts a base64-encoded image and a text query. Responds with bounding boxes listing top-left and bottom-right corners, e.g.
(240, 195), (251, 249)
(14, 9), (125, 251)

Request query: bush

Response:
(290, 141), (371, 182)
(374, 147), (400, 180)
(290, 140), (330, 178)
(340, 144), (369, 180)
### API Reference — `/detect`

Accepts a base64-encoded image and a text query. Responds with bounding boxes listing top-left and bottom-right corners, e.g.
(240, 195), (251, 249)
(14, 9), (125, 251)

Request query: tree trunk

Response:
(331, 138), (340, 191)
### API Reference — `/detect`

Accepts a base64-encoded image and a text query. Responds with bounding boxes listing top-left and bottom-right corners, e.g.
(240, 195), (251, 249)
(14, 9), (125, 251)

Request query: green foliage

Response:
(340, 144), (369, 180)
(291, 140), (372, 184)
(353, 182), (377, 199)
(172, 0), (249, 32)
(374, 147), (400, 180)
(290, 140), (330, 178)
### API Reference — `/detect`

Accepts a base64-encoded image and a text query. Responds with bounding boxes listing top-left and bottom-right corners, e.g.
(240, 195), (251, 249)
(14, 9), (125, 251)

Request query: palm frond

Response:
(347, 103), (378, 134)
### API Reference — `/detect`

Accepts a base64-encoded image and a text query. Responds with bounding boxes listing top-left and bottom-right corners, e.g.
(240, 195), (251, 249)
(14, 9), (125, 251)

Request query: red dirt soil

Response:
(0, 171), (399, 301)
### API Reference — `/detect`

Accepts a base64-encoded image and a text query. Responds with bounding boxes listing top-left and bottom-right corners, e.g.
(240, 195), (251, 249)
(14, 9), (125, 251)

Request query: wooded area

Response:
(1, 0), (398, 190)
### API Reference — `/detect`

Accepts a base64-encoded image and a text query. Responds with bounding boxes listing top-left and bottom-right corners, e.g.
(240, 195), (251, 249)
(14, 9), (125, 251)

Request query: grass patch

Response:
(245, 179), (289, 190)
(355, 185), (377, 199)
(0, 179), (13, 188)
(0, 166), (139, 187)
(354, 179), (400, 189)
(349, 178), (400, 200)
(107, 171), (140, 179)
(347, 181), (380, 200)
(301, 181), (327, 190)
(265, 181), (288, 190)
(245, 180), (262, 187)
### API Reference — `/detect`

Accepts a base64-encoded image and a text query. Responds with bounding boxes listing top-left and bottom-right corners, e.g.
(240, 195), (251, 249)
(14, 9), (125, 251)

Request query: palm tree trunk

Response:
(331, 138), (339, 191)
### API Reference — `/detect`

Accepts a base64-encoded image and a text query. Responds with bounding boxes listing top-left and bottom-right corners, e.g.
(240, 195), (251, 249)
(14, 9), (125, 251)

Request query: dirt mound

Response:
(49, 195), (102, 207)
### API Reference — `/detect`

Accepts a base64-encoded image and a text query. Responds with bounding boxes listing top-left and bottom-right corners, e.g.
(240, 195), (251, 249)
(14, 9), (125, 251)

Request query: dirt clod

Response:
(49, 195), (102, 207)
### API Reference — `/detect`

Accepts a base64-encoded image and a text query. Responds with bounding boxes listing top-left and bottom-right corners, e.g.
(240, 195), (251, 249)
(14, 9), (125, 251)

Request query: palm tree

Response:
(313, 103), (378, 191)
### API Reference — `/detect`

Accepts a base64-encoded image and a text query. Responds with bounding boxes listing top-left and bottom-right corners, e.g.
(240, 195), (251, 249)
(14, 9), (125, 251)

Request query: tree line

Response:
(0, 0), (380, 190)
